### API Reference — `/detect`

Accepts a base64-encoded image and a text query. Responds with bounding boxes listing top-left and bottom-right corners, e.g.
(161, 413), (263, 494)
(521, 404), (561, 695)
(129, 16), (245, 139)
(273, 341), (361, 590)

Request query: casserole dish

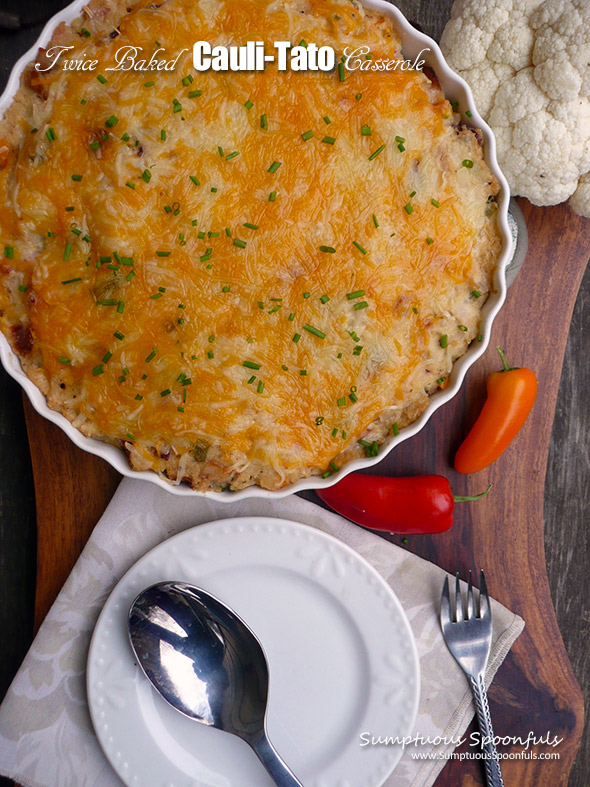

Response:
(0, 0), (511, 499)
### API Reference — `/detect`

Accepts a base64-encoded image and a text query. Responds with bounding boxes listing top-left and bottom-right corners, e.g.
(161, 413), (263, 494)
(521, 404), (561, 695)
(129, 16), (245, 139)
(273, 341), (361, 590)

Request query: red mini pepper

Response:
(317, 474), (491, 534)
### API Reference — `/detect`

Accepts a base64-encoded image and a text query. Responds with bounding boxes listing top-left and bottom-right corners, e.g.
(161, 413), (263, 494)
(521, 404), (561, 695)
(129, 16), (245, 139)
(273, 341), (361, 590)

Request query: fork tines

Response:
(441, 569), (490, 623)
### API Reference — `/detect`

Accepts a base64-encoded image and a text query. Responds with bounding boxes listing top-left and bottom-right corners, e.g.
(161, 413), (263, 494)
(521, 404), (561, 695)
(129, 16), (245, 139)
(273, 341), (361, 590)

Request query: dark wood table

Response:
(1, 2), (589, 786)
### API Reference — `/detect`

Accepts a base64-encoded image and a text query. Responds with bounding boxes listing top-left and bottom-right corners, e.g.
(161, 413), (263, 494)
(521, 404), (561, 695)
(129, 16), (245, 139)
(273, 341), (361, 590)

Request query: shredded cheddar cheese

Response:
(0, 0), (501, 491)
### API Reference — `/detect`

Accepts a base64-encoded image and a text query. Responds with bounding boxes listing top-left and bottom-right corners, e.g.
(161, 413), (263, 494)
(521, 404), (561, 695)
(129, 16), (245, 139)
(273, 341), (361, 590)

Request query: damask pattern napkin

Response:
(0, 479), (524, 787)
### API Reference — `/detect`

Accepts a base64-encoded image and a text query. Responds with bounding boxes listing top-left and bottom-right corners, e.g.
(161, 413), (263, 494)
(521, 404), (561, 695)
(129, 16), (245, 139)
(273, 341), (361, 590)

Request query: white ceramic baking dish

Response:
(0, 0), (511, 500)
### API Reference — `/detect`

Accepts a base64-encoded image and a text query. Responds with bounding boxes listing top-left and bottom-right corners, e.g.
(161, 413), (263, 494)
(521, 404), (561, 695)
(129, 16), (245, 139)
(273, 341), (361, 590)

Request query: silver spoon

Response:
(128, 581), (303, 786)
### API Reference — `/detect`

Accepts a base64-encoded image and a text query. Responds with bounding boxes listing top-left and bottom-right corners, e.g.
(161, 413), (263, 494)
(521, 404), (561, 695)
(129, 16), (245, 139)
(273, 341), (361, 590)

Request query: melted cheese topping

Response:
(0, 0), (501, 490)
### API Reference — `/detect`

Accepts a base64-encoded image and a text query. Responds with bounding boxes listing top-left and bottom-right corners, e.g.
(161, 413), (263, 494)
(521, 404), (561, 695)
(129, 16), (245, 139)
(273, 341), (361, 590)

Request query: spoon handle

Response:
(252, 733), (304, 787)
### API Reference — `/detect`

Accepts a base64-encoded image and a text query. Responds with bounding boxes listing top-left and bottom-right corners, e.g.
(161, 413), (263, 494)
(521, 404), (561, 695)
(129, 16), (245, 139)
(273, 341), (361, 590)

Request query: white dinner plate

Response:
(87, 517), (420, 787)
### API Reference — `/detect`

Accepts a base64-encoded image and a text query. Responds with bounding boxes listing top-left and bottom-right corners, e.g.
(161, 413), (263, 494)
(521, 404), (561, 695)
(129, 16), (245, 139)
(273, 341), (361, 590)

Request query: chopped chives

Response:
(244, 99), (253, 110)
(477, 334), (483, 342)
(226, 151), (240, 160)
(181, 74), (193, 86)
(156, 251), (171, 257)
(354, 301), (369, 310)
(322, 470), (332, 478)
(337, 397), (346, 407)
(361, 125), (371, 136)
(301, 130), (314, 141)
(58, 357), (70, 364)
(299, 369), (307, 376)
(190, 175), (200, 186)
(260, 114), (268, 130)
(257, 380), (265, 394)
(398, 143), (406, 152)
(392, 422), (399, 436)
(61, 277), (82, 284)
(96, 74), (108, 84)
(372, 213), (379, 228)
(90, 140), (100, 151)
(337, 62), (345, 81)
(440, 334), (448, 348)
(81, 27), (91, 37)
(472, 290), (481, 298)
(292, 333), (301, 343)
(63, 243), (72, 261)
(349, 392), (358, 403)
(142, 169), (152, 183)
(233, 238), (246, 249)
(303, 324), (326, 339)
(210, 187), (217, 193)
(462, 159), (474, 168)
(65, 206), (75, 212)
(436, 377), (446, 384)
(102, 351), (112, 363)
(332, 428), (338, 437)
(4, 246), (14, 258)
(346, 290), (365, 300)
(222, 285), (230, 292)
(92, 364), (104, 376)
(244, 222), (258, 230)
(247, 375), (256, 384)
(160, 389), (171, 397)
(330, 461), (339, 471)
(160, 129), (166, 141)
(465, 110), (473, 118)
(46, 127), (57, 141)
(458, 324), (468, 331)
(225, 227), (232, 236)
(368, 144), (385, 161)
(173, 101), (182, 113)
(431, 199), (440, 207)
(144, 81), (155, 87)
(268, 161), (281, 173)
(322, 136), (335, 145)
(426, 237), (434, 245)
(188, 89), (202, 98)
(319, 245), (336, 253)
(404, 203), (414, 214)
(303, 292), (310, 299)
(145, 348), (157, 362)
(323, 115), (331, 124)
(126, 270), (135, 281)
(353, 241), (367, 254)
(355, 93), (362, 101)
(105, 115), (118, 128)
(243, 360), (261, 370)
(353, 345), (363, 355)
(121, 133), (130, 142)
(135, 394), (143, 401)
(117, 300), (124, 313)
(125, 181), (135, 189)
(18, 284), (27, 292)
(269, 191), (277, 202)
(217, 145), (224, 157)
(207, 350), (214, 358)
(150, 292), (164, 299)
(114, 331), (125, 340)
(320, 294), (330, 304)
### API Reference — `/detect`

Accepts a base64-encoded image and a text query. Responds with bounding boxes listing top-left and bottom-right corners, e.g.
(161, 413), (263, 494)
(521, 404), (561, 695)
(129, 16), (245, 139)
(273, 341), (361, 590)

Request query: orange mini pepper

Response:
(454, 346), (537, 474)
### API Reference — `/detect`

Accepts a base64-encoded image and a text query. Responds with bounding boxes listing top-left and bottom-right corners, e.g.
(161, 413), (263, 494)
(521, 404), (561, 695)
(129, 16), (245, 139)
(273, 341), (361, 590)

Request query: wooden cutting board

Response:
(23, 199), (587, 786)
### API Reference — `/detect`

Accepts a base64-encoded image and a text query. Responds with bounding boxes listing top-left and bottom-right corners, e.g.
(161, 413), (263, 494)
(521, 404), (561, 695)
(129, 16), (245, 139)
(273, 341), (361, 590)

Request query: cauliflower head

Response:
(440, 0), (590, 218)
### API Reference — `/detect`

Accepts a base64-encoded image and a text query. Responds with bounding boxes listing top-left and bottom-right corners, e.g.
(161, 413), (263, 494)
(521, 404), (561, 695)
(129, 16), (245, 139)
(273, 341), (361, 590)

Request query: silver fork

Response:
(440, 570), (504, 787)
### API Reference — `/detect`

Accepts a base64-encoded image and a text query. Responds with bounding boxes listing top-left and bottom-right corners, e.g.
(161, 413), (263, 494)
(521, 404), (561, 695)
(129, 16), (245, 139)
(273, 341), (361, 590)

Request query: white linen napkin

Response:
(0, 478), (524, 787)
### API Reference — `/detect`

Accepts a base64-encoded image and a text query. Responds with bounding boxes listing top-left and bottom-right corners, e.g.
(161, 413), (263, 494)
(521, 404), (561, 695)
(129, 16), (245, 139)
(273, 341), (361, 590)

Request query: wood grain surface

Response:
(22, 200), (588, 786)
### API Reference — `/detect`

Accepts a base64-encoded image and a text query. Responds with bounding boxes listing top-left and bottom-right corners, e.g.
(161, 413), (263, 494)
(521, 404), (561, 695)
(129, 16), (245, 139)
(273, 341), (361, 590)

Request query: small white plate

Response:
(87, 517), (420, 787)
